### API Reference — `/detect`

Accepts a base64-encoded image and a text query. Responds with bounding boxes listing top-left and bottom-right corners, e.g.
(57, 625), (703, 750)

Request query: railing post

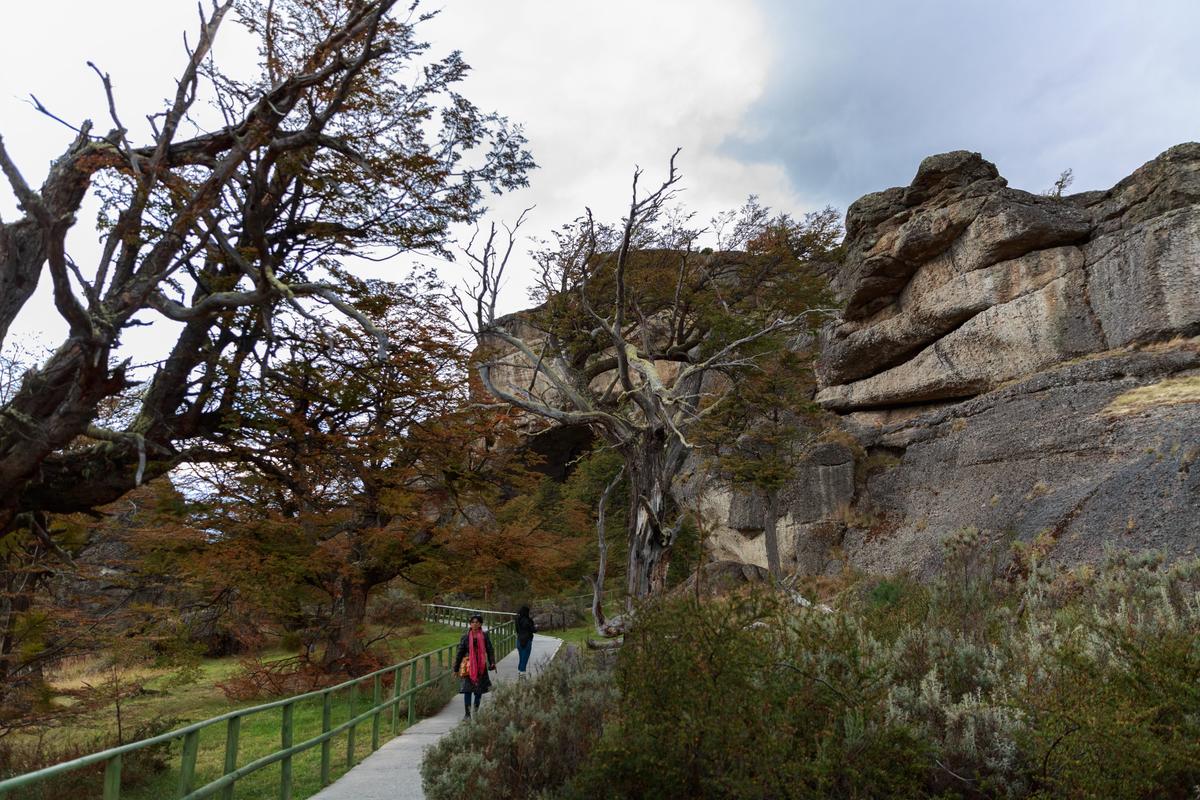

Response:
(221, 715), (240, 800)
(178, 730), (200, 798)
(103, 753), (122, 800)
(371, 674), (382, 752)
(391, 665), (401, 735)
(346, 684), (357, 768)
(320, 692), (332, 787)
(407, 660), (417, 727)
(280, 701), (294, 800)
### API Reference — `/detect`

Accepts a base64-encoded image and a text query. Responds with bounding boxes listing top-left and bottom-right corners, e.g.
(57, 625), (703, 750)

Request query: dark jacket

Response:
(456, 631), (496, 694)
(515, 613), (537, 647)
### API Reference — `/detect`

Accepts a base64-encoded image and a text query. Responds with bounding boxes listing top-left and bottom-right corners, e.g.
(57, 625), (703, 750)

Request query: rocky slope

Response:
(702, 144), (1200, 576)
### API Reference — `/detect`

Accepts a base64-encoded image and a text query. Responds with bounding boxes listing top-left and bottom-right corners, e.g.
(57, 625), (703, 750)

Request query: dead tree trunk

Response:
(624, 428), (690, 601)
(586, 468), (622, 636)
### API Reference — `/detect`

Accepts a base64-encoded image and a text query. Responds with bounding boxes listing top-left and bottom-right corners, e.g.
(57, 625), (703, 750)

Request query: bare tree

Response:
(455, 154), (837, 600)
(0, 0), (533, 540)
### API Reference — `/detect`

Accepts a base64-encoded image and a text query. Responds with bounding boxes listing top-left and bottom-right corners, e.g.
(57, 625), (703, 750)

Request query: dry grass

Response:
(46, 657), (174, 694)
(1103, 375), (1200, 416)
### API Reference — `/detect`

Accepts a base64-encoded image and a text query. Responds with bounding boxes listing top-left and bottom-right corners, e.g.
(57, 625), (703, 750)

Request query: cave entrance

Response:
(525, 424), (597, 482)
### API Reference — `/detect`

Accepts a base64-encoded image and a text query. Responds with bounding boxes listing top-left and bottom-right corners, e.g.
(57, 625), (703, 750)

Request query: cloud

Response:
(730, 0), (1200, 209)
(419, 0), (800, 309)
(5, 0), (1198, 334)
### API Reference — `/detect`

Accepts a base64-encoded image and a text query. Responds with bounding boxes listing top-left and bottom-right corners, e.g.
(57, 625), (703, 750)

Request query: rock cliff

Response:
(726, 143), (1200, 576)
(486, 144), (1200, 579)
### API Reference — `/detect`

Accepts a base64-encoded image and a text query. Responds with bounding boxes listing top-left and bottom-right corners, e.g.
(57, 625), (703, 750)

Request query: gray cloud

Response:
(729, 0), (1200, 210)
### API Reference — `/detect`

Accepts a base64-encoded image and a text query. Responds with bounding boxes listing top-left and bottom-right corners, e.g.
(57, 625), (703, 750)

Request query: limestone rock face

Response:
(817, 144), (1200, 411)
(839, 345), (1200, 575)
(696, 144), (1200, 578)
(675, 442), (856, 570)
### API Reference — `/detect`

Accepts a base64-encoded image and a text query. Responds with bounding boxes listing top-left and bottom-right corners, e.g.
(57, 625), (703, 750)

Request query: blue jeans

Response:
(517, 640), (532, 672)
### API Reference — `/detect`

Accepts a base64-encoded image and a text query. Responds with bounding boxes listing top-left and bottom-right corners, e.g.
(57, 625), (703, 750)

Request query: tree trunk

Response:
(764, 488), (781, 581)
(321, 577), (369, 672)
(0, 127), (97, 349)
(625, 430), (688, 601)
(0, 341), (126, 537)
(588, 468), (622, 636)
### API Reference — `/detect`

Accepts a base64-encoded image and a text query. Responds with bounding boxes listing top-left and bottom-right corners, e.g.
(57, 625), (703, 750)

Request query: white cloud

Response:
(418, 0), (799, 311)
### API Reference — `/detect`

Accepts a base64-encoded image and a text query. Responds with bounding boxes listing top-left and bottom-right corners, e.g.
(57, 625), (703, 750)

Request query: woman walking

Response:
(515, 605), (537, 676)
(455, 613), (496, 720)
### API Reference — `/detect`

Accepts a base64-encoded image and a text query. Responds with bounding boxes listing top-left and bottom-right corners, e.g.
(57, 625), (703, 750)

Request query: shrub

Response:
(569, 593), (929, 799)
(368, 584), (424, 627)
(421, 650), (616, 800)
(565, 550), (1200, 799)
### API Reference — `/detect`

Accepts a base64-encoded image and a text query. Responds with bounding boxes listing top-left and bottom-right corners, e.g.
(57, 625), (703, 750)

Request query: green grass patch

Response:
(551, 624), (598, 650)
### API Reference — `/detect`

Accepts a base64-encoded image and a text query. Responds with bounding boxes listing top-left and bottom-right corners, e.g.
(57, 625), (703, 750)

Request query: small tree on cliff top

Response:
(455, 154), (839, 600)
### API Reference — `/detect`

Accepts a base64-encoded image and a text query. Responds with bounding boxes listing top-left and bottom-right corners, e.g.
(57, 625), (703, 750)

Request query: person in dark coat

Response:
(514, 605), (537, 675)
(455, 613), (496, 720)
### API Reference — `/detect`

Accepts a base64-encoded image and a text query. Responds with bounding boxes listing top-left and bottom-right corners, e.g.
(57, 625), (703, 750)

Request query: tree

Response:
(1043, 167), (1075, 198)
(192, 272), (526, 670)
(432, 490), (588, 603)
(696, 347), (824, 580)
(585, 465), (624, 635)
(0, 479), (207, 732)
(457, 155), (839, 600)
(0, 0), (533, 541)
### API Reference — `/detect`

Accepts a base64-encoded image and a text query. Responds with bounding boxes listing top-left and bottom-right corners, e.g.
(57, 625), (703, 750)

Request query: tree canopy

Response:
(0, 0), (533, 540)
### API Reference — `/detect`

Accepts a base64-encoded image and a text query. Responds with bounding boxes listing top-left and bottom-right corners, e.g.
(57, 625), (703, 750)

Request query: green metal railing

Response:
(0, 605), (515, 800)
(421, 604), (515, 629)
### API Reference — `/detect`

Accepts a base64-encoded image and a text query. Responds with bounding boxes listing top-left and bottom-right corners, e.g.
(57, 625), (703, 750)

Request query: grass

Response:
(1104, 374), (1200, 416)
(114, 669), (459, 800)
(552, 623), (599, 650)
(3, 623), (466, 800)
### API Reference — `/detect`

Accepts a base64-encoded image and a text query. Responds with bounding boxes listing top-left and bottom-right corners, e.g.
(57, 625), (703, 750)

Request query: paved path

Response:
(310, 632), (562, 800)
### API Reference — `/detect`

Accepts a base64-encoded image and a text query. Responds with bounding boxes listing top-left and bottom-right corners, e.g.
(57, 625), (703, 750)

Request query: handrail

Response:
(0, 604), (515, 800)
(423, 603), (515, 617)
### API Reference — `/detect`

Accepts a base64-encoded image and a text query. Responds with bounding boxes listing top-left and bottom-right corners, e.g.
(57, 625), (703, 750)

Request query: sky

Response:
(1, 0), (1199, 352)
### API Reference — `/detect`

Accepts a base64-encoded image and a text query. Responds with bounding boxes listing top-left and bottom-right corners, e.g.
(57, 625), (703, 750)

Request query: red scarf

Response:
(467, 628), (487, 682)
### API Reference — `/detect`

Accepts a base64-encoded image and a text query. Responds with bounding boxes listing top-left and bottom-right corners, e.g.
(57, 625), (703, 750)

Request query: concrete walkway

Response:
(310, 632), (562, 800)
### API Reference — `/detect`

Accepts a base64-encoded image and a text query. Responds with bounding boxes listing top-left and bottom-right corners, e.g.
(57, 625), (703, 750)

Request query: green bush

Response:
(421, 651), (616, 800)
(424, 551), (1200, 799)
(569, 594), (928, 799)
(568, 550), (1200, 799)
